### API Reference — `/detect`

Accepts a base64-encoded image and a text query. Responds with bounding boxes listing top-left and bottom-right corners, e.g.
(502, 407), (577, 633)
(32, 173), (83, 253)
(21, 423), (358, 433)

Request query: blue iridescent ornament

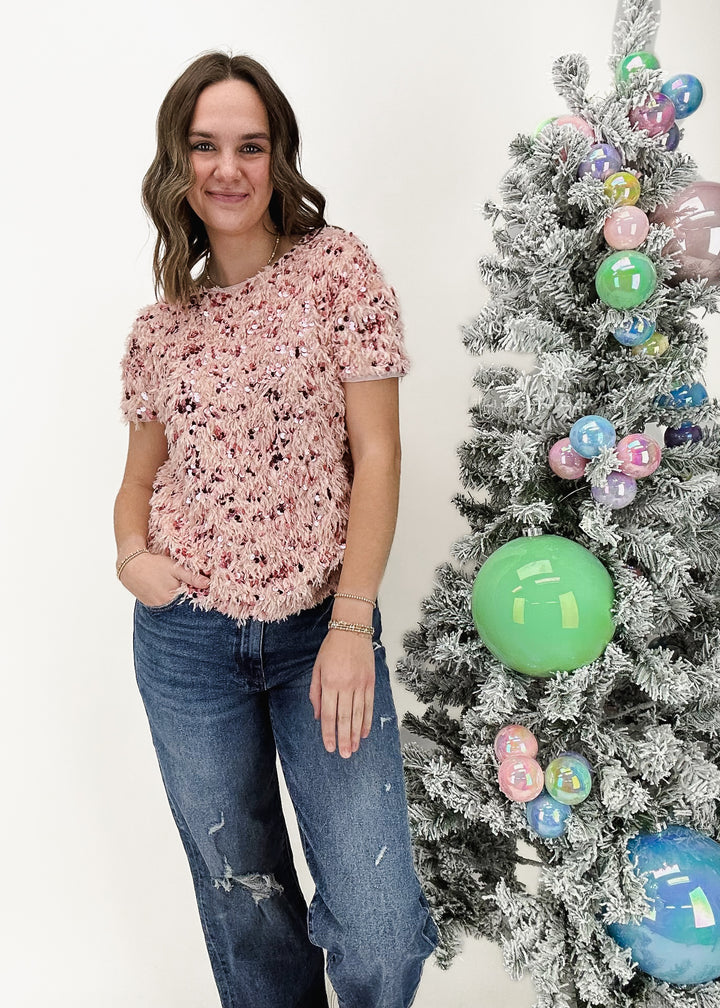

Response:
(664, 421), (703, 447)
(661, 74), (704, 118)
(569, 416), (617, 458)
(607, 825), (720, 984)
(613, 316), (655, 347)
(657, 382), (708, 409)
(525, 789), (572, 839)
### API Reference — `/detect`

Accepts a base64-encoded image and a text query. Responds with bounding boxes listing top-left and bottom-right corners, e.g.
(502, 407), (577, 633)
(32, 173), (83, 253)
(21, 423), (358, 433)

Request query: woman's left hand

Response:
(309, 630), (375, 758)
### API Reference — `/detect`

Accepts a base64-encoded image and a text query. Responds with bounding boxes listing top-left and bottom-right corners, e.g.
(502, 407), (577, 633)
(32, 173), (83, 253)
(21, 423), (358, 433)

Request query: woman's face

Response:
(186, 79), (274, 243)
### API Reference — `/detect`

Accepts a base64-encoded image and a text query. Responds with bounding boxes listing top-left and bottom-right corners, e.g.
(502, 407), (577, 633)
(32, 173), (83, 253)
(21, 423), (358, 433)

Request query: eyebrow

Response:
(188, 130), (271, 141)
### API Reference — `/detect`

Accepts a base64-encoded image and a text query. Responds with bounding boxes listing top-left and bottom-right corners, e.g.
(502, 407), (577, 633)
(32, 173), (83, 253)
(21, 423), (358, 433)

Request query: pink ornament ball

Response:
(651, 182), (720, 286)
(494, 725), (538, 763)
(548, 438), (589, 480)
(555, 114), (596, 141)
(604, 206), (650, 250)
(629, 93), (675, 137)
(616, 434), (662, 477)
(498, 756), (545, 803)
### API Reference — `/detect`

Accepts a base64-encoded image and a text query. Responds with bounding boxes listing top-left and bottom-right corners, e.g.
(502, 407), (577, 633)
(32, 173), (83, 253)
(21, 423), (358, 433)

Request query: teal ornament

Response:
(545, 753), (592, 806)
(607, 825), (720, 983)
(616, 51), (660, 83)
(657, 382), (708, 409)
(661, 74), (704, 118)
(471, 534), (615, 678)
(525, 789), (571, 839)
(595, 251), (657, 309)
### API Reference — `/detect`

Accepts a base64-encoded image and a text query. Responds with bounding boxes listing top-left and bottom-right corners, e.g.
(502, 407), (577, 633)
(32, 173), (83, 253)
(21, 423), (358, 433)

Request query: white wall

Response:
(3, 1), (719, 1005)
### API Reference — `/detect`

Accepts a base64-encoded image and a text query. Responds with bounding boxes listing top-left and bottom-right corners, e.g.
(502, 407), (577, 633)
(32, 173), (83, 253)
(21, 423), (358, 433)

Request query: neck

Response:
(205, 224), (280, 287)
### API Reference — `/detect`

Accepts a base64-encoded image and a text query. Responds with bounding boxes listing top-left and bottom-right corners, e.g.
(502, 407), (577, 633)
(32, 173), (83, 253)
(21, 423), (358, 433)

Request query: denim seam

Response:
(258, 620), (267, 689)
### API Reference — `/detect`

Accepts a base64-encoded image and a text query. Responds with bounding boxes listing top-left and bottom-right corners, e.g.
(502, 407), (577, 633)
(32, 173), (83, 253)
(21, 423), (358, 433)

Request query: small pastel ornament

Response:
(630, 331), (669, 357)
(525, 789), (572, 839)
(595, 251), (657, 309)
(577, 144), (623, 182)
(661, 73), (704, 118)
(494, 725), (538, 762)
(659, 123), (680, 151)
(562, 751), (592, 772)
(604, 171), (641, 206)
(569, 415), (617, 458)
(545, 754), (592, 805)
(616, 434), (662, 477)
(555, 114), (596, 140)
(664, 421), (703, 447)
(606, 825), (720, 983)
(471, 534), (615, 677)
(591, 471), (638, 509)
(535, 115), (558, 135)
(548, 437), (589, 479)
(498, 756), (544, 802)
(604, 206), (650, 250)
(651, 182), (720, 286)
(613, 315), (655, 346)
(657, 382), (708, 409)
(629, 93), (676, 137)
(616, 50), (660, 83)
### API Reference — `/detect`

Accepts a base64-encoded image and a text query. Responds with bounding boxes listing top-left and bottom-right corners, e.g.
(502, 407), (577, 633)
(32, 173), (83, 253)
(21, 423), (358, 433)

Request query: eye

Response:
(190, 141), (215, 152)
(241, 143), (265, 154)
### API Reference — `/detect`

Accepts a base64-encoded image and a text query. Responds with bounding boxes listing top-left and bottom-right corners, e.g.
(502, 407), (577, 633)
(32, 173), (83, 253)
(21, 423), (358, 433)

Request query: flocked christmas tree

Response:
(399, 1), (720, 1005)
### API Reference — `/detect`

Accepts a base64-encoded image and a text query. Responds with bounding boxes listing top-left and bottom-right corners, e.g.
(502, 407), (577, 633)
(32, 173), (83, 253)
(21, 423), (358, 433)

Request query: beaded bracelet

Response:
(328, 619), (374, 636)
(116, 547), (149, 580)
(334, 592), (376, 606)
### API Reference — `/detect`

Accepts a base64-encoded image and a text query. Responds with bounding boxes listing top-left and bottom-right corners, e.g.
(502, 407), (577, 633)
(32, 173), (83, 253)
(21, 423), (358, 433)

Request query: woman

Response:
(114, 52), (437, 1008)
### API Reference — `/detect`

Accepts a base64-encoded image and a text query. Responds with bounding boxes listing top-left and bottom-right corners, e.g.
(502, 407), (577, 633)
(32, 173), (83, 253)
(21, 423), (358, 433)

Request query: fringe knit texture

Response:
(120, 226), (409, 622)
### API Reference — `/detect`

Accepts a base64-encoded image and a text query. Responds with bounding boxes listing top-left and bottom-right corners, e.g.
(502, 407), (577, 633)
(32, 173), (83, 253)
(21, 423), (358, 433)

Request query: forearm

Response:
(332, 447), (401, 623)
(113, 481), (153, 563)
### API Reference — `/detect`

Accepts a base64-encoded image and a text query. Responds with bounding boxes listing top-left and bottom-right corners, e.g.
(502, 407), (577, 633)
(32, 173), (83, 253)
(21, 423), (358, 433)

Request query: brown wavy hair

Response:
(142, 52), (327, 303)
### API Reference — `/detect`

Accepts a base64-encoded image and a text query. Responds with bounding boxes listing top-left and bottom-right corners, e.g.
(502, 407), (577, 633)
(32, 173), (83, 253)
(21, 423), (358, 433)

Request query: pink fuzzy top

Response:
(120, 226), (409, 622)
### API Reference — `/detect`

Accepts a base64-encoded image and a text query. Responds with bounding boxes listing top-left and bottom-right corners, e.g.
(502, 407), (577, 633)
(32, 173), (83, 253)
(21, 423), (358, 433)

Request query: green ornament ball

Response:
(471, 535), (615, 677)
(616, 51), (660, 83)
(595, 251), (657, 309)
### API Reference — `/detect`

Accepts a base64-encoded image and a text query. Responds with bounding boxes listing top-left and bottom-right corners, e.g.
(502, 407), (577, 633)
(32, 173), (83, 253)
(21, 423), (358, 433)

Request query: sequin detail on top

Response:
(119, 226), (409, 622)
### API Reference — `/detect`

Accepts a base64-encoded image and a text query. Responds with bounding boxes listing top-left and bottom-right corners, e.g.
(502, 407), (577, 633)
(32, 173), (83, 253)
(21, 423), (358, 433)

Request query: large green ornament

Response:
(595, 251), (657, 309)
(471, 535), (615, 677)
(616, 50), (660, 83)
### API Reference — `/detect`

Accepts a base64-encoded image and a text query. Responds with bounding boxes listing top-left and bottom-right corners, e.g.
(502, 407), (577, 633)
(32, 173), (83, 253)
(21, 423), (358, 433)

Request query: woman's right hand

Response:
(119, 551), (211, 607)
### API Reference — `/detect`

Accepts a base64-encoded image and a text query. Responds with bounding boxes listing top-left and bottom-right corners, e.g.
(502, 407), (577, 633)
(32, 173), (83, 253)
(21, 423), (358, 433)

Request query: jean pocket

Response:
(139, 592), (186, 613)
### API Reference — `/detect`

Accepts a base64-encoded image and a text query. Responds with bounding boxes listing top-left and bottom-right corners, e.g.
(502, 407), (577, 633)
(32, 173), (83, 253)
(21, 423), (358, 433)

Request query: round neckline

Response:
(202, 230), (318, 293)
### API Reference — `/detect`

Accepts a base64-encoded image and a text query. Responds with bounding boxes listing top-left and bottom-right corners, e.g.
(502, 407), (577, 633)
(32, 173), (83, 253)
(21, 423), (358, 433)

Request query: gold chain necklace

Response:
(204, 232), (281, 288)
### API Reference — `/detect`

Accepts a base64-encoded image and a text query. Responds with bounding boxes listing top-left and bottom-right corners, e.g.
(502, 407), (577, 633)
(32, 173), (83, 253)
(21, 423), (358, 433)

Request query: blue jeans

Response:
(132, 593), (438, 1008)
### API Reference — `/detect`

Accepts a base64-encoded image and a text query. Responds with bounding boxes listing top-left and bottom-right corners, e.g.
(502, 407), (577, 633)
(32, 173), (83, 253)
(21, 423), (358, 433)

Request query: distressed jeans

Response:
(132, 592), (438, 1008)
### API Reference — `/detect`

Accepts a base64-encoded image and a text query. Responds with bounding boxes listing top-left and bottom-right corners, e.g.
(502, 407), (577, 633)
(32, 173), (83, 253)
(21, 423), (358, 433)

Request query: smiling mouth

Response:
(208, 192), (248, 200)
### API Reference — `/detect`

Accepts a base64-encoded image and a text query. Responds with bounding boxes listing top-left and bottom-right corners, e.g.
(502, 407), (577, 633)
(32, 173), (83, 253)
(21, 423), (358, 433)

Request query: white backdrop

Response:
(3, 1), (719, 1005)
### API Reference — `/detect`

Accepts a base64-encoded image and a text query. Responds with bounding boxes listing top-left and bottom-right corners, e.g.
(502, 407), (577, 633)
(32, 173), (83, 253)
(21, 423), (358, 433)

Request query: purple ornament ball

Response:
(591, 471), (638, 509)
(498, 756), (545, 803)
(577, 144), (623, 182)
(664, 422), (703, 447)
(659, 123), (681, 151)
(548, 437), (589, 480)
(629, 93), (676, 137)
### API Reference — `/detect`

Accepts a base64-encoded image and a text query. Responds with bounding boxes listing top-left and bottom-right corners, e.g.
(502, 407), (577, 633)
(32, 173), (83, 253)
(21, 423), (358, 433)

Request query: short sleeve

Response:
(328, 234), (410, 382)
(119, 310), (162, 425)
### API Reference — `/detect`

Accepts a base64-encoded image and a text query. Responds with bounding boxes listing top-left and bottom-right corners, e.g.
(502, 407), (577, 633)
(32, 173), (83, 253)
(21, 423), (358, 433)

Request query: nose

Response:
(213, 150), (242, 181)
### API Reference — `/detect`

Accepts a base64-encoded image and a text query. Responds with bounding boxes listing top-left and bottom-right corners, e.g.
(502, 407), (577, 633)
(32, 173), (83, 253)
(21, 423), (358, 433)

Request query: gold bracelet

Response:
(328, 619), (374, 636)
(117, 547), (149, 580)
(334, 592), (376, 606)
